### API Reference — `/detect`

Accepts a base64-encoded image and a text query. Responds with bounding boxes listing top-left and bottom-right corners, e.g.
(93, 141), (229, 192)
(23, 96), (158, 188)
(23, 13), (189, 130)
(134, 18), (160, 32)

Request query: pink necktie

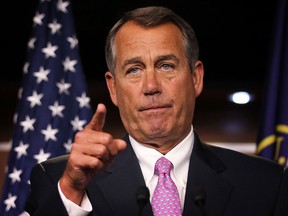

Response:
(151, 157), (182, 216)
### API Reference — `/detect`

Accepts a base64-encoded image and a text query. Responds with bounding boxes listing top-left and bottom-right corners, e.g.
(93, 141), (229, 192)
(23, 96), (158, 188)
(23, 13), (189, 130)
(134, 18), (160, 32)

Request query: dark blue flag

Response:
(256, 0), (288, 168)
(0, 0), (92, 215)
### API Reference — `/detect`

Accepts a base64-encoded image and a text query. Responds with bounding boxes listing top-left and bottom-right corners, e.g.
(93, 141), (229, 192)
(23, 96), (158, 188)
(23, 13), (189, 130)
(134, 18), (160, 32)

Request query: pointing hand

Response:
(60, 103), (126, 205)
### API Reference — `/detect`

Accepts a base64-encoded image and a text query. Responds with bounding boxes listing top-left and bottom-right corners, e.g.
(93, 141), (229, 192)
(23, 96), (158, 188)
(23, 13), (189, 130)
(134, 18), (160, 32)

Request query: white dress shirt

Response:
(57, 125), (194, 215)
(130, 126), (194, 208)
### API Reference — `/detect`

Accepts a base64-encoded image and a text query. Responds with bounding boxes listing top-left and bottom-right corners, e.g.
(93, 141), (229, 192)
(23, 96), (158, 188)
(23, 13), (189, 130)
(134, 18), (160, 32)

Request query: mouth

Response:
(138, 104), (172, 112)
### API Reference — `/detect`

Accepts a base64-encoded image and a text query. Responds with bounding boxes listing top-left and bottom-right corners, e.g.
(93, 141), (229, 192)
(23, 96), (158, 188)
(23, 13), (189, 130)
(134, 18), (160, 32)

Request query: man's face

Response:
(106, 21), (203, 149)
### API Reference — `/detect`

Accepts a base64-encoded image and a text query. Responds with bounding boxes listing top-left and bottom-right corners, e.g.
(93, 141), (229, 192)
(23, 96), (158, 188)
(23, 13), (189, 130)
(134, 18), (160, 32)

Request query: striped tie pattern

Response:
(151, 157), (182, 216)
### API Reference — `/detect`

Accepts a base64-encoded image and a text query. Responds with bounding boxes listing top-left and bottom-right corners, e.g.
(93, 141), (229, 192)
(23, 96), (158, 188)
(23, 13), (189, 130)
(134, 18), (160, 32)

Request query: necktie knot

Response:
(154, 157), (173, 176)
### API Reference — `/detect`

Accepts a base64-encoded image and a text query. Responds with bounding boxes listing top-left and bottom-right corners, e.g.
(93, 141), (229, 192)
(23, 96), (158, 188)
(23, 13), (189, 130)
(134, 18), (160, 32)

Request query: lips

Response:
(138, 104), (172, 111)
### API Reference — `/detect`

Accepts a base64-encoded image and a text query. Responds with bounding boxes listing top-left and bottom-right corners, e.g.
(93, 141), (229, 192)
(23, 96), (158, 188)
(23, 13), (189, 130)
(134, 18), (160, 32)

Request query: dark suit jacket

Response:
(25, 133), (288, 216)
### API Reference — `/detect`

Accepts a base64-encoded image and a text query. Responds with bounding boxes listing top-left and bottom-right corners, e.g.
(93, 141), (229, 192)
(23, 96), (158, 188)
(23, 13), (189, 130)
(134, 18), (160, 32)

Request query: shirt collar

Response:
(129, 126), (194, 185)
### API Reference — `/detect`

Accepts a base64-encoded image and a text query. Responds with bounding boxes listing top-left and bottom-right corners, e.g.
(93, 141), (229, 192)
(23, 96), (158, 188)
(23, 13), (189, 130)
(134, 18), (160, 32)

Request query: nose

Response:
(142, 69), (162, 96)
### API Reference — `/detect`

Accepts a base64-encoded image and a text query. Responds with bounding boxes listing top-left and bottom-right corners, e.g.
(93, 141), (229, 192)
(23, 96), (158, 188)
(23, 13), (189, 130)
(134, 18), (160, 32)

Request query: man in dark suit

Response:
(25, 6), (288, 216)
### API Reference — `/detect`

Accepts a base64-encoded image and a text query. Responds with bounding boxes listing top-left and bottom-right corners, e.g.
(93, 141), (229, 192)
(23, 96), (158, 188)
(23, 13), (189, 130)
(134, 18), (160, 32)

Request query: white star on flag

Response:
(20, 116), (36, 133)
(23, 63), (30, 74)
(14, 141), (29, 159)
(4, 193), (17, 211)
(33, 12), (45, 26)
(8, 168), (23, 184)
(76, 92), (91, 108)
(63, 138), (72, 153)
(56, 79), (71, 94)
(26, 91), (43, 108)
(71, 116), (87, 131)
(67, 35), (78, 49)
(28, 37), (36, 49)
(57, 0), (69, 13)
(49, 101), (65, 117)
(33, 66), (50, 83)
(63, 57), (77, 72)
(41, 124), (59, 141)
(34, 149), (51, 164)
(42, 42), (58, 58)
(48, 19), (62, 34)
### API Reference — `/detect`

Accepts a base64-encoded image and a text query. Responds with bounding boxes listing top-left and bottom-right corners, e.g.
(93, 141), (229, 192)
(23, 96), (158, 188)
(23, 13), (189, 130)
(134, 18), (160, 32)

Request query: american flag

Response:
(0, 0), (92, 215)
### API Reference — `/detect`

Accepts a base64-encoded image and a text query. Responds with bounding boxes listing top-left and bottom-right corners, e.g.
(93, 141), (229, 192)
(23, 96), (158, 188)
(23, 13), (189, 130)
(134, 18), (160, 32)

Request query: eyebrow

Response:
(121, 54), (180, 70)
(155, 55), (179, 64)
(122, 57), (143, 70)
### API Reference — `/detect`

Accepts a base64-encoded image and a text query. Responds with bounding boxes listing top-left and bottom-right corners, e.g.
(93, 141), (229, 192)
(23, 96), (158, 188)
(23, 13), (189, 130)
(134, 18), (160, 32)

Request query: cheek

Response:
(172, 79), (195, 107)
(116, 85), (136, 110)
(169, 77), (193, 98)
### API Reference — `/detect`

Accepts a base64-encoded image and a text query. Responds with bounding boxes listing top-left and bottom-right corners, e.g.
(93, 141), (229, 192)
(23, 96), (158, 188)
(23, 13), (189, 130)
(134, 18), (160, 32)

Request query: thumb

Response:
(85, 103), (106, 131)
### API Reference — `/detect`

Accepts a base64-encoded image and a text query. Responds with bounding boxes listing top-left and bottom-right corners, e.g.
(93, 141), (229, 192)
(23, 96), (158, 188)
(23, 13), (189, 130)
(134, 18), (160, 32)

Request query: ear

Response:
(193, 60), (204, 97)
(105, 71), (119, 106)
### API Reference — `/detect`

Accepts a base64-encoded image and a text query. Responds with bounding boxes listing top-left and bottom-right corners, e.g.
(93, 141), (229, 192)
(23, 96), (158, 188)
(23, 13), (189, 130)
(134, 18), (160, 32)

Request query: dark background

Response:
(1, 0), (279, 143)
(0, 0), (280, 195)
(3, 0), (278, 86)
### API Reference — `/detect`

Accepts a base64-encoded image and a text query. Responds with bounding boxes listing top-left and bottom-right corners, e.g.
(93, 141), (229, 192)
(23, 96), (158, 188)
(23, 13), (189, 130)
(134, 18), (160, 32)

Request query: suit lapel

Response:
(183, 133), (233, 216)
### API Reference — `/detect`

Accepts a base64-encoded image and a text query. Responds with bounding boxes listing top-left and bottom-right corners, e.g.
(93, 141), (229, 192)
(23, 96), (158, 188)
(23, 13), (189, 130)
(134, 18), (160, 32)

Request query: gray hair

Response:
(105, 6), (199, 75)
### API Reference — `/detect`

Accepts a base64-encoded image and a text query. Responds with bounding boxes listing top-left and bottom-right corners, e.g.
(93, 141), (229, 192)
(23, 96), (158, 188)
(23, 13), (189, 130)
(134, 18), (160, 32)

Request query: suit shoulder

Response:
(41, 154), (69, 165)
(205, 143), (283, 173)
(30, 154), (69, 184)
(41, 154), (68, 172)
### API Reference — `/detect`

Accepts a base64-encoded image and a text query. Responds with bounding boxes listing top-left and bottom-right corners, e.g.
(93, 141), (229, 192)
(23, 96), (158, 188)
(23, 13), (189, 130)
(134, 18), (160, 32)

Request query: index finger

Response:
(85, 103), (106, 131)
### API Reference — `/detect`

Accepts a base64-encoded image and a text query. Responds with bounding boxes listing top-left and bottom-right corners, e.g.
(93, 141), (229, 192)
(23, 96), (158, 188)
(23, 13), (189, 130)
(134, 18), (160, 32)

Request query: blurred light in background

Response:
(229, 91), (253, 104)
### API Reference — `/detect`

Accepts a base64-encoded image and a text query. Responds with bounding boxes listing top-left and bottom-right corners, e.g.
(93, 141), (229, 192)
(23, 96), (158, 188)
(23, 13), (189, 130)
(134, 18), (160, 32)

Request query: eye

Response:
(127, 67), (141, 74)
(160, 63), (174, 72)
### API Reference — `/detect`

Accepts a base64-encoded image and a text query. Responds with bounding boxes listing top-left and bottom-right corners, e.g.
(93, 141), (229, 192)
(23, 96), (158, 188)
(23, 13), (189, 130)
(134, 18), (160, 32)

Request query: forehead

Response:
(114, 21), (184, 57)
